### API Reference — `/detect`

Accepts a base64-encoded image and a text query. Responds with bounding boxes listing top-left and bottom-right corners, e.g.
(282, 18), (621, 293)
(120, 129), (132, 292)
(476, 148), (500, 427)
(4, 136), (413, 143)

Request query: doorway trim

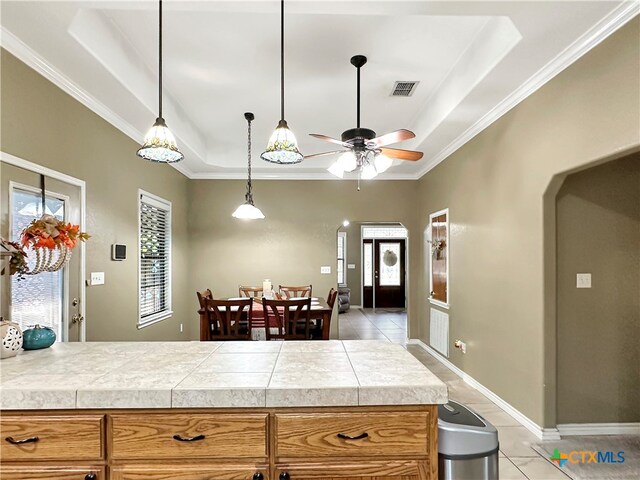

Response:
(1, 151), (87, 341)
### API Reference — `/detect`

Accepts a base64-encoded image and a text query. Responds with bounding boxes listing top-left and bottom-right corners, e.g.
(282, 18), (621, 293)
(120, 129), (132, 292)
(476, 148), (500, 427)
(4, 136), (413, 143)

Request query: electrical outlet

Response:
(90, 272), (105, 286)
(347, 264), (356, 270)
(576, 273), (592, 288)
(320, 266), (331, 274)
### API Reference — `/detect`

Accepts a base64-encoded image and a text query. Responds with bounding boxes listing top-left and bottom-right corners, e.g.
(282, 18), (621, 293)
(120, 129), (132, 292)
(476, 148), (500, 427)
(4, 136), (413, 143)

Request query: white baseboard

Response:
(407, 339), (560, 440)
(557, 423), (640, 436)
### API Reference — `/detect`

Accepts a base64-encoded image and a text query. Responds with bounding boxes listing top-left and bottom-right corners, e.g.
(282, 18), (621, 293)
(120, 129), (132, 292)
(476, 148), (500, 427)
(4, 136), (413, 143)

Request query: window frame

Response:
(337, 231), (347, 287)
(137, 189), (173, 328)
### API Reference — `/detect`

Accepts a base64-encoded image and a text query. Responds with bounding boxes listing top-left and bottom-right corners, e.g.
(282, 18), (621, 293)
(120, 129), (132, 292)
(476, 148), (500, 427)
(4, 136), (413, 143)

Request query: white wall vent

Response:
(429, 308), (449, 357)
(391, 81), (419, 97)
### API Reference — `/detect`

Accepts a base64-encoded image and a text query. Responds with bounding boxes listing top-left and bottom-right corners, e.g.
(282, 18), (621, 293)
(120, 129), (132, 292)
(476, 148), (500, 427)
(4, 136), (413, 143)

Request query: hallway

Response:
(338, 308), (408, 344)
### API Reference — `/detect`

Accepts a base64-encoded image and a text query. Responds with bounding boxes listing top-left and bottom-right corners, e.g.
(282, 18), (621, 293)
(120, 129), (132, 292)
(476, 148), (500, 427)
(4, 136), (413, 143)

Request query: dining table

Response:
(198, 296), (333, 341)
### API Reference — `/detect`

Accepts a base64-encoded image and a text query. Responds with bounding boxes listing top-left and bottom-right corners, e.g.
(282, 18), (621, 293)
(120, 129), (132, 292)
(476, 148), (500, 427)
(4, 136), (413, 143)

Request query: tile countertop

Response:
(0, 340), (448, 410)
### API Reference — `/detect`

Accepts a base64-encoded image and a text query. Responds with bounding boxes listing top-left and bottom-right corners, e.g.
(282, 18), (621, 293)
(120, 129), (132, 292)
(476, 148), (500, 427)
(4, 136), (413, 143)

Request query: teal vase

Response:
(22, 325), (56, 350)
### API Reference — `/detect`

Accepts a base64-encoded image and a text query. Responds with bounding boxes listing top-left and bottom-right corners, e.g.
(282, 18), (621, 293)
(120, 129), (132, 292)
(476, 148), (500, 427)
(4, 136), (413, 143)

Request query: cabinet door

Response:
(110, 464), (268, 480)
(0, 465), (104, 480)
(274, 460), (432, 480)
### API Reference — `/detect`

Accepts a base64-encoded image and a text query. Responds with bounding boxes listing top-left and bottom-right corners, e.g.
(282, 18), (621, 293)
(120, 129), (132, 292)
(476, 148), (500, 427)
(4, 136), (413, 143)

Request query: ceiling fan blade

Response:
(380, 147), (424, 161)
(309, 134), (352, 148)
(371, 129), (416, 147)
(304, 151), (345, 159)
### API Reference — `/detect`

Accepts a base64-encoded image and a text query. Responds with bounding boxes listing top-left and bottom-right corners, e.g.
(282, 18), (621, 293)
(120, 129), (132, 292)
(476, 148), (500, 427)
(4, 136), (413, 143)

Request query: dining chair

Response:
(327, 288), (338, 310)
(239, 286), (264, 298)
(205, 297), (253, 341)
(262, 298), (313, 340)
(279, 285), (312, 298)
(196, 289), (214, 340)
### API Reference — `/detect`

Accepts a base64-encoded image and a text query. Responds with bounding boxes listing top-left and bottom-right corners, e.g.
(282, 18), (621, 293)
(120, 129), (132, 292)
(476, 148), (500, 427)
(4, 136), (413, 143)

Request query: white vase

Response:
(1, 320), (23, 359)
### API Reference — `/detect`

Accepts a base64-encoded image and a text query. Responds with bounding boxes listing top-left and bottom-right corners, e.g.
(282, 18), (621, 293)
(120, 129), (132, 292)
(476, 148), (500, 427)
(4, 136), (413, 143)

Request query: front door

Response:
(1, 162), (84, 342)
(363, 238), (406, 309)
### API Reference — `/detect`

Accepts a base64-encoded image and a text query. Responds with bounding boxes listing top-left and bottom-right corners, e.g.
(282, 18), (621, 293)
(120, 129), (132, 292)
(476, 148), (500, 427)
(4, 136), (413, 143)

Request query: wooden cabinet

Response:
(111, 413), (268, 460)
(0, 415), (104, 461)
(274, 460), (429, 479)
(110, 464), (268, 480)
(0, 465), (104, 480)
(275, 412), (429, 458)
(0, 407), (437, 480)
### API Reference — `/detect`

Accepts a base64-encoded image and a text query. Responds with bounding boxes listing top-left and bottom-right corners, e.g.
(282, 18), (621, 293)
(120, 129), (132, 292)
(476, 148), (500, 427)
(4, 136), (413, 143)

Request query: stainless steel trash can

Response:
(438, 400), (499, 480)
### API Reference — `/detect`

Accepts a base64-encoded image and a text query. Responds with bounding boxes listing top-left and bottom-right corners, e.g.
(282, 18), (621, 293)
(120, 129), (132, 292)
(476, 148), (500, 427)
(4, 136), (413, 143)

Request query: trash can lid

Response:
(438, 401), (499, 456)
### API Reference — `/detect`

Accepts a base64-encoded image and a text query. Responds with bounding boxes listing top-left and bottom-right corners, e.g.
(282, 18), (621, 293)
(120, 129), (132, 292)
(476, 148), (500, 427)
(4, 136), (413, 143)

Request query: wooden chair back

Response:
(239, 286), (264, 298)
(262, 298), (312, 340)
(279, 285), (312, 299)
(327, 288), (338, 310)
(205, 298), (253, 341)
(196, 289), (213, 309)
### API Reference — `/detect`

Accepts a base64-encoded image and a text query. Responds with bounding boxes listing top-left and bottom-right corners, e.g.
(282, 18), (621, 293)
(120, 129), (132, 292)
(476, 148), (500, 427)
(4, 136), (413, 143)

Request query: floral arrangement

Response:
(20, 215), (90, 250)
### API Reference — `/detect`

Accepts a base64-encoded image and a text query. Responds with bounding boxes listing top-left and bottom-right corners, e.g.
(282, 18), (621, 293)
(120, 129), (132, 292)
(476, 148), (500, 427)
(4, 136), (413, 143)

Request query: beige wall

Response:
(187, 180), (418, 340)
(556, 154), (640, 424)
(0, 49), (192, 341)
(416, 19), (640, 426)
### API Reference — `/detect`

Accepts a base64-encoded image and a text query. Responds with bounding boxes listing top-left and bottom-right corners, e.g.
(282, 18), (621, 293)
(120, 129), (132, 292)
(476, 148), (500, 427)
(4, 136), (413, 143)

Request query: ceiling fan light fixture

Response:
(327, 160), (345, 178)
(361, 162), (378, 180)
(137, 117), (184, 163)
(338, 151), (358, 172)
(374, 153), (393, 174)
(261, 120), (303, 164)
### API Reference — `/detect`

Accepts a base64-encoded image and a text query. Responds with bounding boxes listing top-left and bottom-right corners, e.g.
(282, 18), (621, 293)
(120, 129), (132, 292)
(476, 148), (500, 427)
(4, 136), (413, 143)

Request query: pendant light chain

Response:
(246, 115), (253, 203)
(158, 0), (163, 119)
(280, 0), (285, 121)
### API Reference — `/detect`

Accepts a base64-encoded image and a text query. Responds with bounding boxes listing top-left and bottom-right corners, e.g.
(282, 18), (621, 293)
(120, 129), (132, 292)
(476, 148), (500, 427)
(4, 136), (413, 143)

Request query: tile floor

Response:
(338, 308), (573, 480)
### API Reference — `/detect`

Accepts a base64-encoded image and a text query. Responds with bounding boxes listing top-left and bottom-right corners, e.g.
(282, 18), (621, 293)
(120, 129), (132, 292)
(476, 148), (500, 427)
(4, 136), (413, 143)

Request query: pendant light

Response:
(261, 0), (303, 164)
(233, 113), (265, 220)
(136, 0), (184, 163)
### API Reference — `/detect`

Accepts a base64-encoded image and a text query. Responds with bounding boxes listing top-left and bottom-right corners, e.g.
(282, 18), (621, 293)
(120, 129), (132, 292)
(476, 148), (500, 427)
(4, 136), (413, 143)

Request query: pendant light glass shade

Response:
(338, 151), (358, 172)
(261, 120), (303, 164)
(232, 202), (265, 220)
(136, 0), (183, 163)
(137, 117), (184, 163)
(327, 160), (345, 178)
(361, 162), (378, 180)
(233, 112), (265, 220)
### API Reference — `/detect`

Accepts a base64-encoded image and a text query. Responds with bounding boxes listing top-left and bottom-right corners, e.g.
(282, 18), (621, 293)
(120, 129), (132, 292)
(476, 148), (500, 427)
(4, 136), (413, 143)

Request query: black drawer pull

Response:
(85, 474), (97, 480)
(337, 432), (369, 440)
(253, 474), (264, 480)
(172, 434), (205, 442)
(5, 436), (39, 445)
(279, 473), (290, 480)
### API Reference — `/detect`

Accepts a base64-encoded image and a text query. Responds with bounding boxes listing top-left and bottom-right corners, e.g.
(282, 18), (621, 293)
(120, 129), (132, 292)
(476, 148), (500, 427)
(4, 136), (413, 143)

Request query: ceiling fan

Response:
(306, 55), (424, 181)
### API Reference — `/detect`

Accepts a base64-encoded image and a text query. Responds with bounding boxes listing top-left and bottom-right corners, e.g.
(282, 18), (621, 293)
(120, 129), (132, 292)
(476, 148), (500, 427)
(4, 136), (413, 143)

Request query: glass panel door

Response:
(10, 187), (66, 338)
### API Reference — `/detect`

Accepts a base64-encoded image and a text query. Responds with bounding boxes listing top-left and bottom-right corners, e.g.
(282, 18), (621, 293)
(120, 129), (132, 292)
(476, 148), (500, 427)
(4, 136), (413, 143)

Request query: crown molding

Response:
(2, 1), (637, 182)
(414, 0), (640, 179)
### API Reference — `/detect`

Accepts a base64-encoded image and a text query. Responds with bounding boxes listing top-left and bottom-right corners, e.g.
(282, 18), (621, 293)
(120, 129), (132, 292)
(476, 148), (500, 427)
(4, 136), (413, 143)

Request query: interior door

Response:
(1, 162), (83, 342)
(374, 239), (406, 309)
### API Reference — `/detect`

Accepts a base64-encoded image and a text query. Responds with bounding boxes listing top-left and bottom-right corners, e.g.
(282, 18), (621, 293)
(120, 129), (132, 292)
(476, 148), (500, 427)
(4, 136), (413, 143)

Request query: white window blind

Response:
(337, 231), (347, 286)
(138, 191), (172, 327)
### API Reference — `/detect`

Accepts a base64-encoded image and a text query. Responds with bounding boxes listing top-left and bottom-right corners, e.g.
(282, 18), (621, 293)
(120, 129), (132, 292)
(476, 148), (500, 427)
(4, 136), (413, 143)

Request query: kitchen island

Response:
(0, 340), (447, 480)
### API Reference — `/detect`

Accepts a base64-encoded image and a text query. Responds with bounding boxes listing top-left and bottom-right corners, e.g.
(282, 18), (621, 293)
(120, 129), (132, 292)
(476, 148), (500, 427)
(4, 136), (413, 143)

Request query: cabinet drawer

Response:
(0, 415), (104, 461)
(275, 412), (430, 458)
(111, 413), (268, 460)
(110, 464), (268, 480)
(0, 465), (104, 480)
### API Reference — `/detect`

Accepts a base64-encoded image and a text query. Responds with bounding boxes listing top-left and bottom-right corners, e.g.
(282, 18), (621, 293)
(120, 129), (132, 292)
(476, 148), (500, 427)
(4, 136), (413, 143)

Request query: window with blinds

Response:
(337, 231), (347, 286)
(138, 191), (172, 327)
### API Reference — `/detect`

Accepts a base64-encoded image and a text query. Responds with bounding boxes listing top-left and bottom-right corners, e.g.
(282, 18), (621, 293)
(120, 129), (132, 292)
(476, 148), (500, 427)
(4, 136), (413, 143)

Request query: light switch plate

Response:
(320, 266), (331, 274)
(90, 272), (105, 286)
(576, 273), (591, 288)
(347, 264), (356, 269)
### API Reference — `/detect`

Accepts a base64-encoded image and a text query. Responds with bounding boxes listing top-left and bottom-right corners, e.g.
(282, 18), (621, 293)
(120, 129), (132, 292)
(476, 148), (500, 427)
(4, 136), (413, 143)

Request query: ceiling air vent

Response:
(391, 81), (419, 97)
